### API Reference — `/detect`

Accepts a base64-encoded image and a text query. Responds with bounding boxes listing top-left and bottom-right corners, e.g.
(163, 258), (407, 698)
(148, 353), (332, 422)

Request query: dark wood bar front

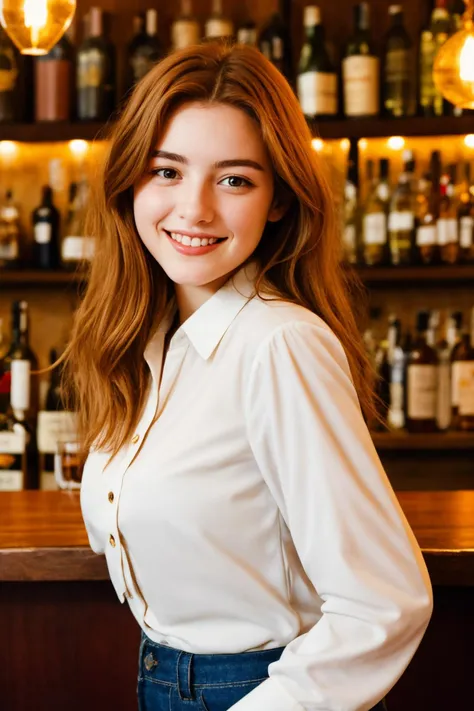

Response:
(0, 490), (473, 711)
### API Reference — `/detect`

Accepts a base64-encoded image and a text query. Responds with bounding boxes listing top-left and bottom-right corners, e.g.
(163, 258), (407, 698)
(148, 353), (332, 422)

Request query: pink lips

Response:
(165, 231), (225, 256)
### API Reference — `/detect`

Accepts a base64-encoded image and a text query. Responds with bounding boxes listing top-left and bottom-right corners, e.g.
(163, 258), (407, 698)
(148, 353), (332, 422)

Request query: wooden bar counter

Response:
(1, 490), (473, 710)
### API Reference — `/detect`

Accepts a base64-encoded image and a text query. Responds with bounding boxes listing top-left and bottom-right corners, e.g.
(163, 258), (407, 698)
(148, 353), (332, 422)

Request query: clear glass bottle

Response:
(61, 180), (94, 270)
(297, 6), (338, 119)
(0, 189), (21, 270)
(77, 7), (116, 121)
(171, 0), (200, 50)
(362, 158), (391, 266)
(383, 5), (416, 117)
(388, 151), (416, 265)
(419, 0), (452, 117)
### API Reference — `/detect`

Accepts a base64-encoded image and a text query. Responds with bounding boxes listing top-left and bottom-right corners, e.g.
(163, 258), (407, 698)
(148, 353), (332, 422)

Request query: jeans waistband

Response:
(139, 632), (286, 691)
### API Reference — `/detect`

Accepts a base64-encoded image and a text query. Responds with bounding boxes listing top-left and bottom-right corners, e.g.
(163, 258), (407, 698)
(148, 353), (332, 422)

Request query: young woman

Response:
(68, 42), (432, 711)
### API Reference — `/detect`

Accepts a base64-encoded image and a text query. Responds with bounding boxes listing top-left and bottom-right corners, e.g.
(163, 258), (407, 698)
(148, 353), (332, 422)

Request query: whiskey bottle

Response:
(297, 6), (338, 119)
(415, 150), (441, 265)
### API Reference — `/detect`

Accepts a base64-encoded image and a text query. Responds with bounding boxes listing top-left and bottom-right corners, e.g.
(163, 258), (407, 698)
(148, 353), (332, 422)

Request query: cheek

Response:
(133, 187), (166, 233)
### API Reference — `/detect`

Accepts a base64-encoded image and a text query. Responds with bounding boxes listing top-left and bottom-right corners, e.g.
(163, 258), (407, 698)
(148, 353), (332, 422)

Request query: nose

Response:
(178, 179), (216, 225)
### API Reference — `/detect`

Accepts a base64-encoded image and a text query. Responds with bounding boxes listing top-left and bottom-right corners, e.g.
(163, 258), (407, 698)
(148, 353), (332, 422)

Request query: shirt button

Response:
(109, 534), (116, 547)
(108, 491), (114, 503)
(131, 434), (140, 444)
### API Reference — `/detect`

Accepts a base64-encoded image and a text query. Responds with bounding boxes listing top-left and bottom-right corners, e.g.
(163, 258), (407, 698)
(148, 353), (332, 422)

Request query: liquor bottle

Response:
(32, 186), (60, 270)
(0, 190), (21, 269)
(258, 12), (293, 82)
(171, 0), (201, 50)
(383, 6), (416, 118)
(419, 0), (452, 117)
(0, 25), (19, 122)
(415, 150), (441, 265)
(37, 349), (77, 490)
(2, 301), (39, 418)
(388, 318), (406, 430)
(437, 311), (462, 429)
(34, 28), (74, 122)
(61, 180), (94, 270)
(388, 150), (416, 266)
(458, 162), (474, 262)
(406, 311), (438, 433)
(77, 7), (116, 121)
(297, 6), (338, 120)
(342, 3), (379, 118)
(362, 158), (391, 266)
(237, 20), (257, 46)
(453, 307), (474, 430)
(342, 141), (359, 264)
(126, 9), (162, 92)
(438, 164), (459, 264)
(205, 0), (234, 41)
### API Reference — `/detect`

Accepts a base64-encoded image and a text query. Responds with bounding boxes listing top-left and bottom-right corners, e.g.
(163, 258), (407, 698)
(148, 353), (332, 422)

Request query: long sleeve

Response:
(233, 320), (433, 711)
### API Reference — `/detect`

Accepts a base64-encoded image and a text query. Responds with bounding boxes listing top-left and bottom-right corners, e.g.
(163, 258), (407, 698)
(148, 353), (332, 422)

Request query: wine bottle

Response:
(419, 0), (452, 117)
(258, 12), (293, 82)
(388, 150), (416, 265)
(61, 179), (94, 270)
(437, 164), (459, 264)
(205, 0), (234, 41)
(126, 9), (162, 91)
(237, 20), (257, 46)
(415, 151), (441, 265)
(171, 0), (201, 50)
(362, 158), (391, 266)
(387, 318), (406, 430)
(32, 186), (60, 270)
(406, 310), (438, 433)
(437, 311), (462, 430)
(342, 2), (379, 118)
(458, 162), (474, 263)
(342, 141), (359, 264)
(34, 28), (74, 122)
(0, 189), (21, 269)
(297, 6), (338, 119)
(77, 7), (116, 121)
(383, 5), (416, 117)
(453, 307), (474, 430)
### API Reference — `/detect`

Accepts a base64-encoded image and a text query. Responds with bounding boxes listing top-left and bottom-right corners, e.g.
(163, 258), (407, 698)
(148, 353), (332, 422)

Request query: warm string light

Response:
(311, 138), (324, 153)
(0, 0), (76, 55)
(387, 136), (405, 151)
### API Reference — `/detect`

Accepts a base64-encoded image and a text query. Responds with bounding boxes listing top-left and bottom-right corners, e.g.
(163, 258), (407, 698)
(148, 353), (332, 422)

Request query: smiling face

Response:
(133, 102), (286, 311)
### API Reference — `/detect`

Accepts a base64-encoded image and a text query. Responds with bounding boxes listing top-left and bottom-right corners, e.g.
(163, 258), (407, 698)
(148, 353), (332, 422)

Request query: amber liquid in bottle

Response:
(406, 310), (438, 433)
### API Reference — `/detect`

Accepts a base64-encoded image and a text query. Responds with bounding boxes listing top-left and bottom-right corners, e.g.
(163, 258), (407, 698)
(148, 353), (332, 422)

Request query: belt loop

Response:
(176, 651), (194, 701)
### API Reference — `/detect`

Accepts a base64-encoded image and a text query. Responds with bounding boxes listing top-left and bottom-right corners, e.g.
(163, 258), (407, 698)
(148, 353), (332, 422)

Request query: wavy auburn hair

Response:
(63, 41), (375, 456)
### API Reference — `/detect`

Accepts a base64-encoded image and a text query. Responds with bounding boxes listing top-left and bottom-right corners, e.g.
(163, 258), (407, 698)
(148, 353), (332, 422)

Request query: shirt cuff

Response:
(227, 676), (305, 711)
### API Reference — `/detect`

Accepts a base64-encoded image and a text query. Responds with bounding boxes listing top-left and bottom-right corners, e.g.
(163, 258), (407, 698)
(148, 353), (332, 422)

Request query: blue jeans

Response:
(137, 632), (388, 711)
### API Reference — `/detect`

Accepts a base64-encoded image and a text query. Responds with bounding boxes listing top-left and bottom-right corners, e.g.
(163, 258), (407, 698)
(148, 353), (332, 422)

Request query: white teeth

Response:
(169, 231), (222, 248)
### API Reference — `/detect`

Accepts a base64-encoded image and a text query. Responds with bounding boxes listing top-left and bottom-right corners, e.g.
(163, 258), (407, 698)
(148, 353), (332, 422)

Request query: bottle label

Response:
(0, 429), (26, 492)
(407, 364), (437, 419)
(388, 211), (414, 231)
(10, 360), (30, 412)
(297, 71), (338, 116)
(452, 361), (462, 406)
(342, 55), (379, 116)
(78, 49), (103, 89)
(416, 225), (437, 246)
(458, 362), (474, 416)
(172, 20), (200, 50)
(343, 224), (356, 254)
(34, 222), (52, 244)
(385, 48), (411, 82)
(363, 212), (387, 245)
(437, 218), (458, 245)
(0, 236), (18, 260)
(205, 19), (233, 38)
(37, 411), (78, 454)
(460, 216), (474, 248)
(130, 55), (155, 83)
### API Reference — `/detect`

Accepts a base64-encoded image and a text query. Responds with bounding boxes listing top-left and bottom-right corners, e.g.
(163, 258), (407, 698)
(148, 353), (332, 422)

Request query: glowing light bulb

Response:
(339, 138), (350, 152)
(0, 140), (17, 158)
(358, 139), (368, 151)
(387, 136), (405, 150)
(433, 3), (474, 110)
(465, 134), (474, 148)
(311, 138), (324, 153)
(0, 0), (76, 55)
(69, 140), (89, 158)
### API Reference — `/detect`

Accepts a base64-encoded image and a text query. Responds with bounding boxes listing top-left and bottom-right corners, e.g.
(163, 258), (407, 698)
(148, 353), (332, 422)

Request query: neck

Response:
(174, 275), (229, 324)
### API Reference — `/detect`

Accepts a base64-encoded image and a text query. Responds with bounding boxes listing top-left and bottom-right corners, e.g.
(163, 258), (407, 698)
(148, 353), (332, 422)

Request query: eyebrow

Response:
(151, 150), (265, 172)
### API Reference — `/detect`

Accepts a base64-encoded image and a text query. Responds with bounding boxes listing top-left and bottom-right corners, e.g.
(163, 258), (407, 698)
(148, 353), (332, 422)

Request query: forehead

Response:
(156, 102), (270, 164)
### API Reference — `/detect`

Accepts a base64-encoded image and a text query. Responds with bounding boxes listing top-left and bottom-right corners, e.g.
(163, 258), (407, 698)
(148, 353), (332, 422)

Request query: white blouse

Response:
(80, 263), (432, 711)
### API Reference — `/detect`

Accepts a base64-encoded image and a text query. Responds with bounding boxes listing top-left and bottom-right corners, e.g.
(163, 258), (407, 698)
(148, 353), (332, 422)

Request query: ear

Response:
(267, 195), (291, 223)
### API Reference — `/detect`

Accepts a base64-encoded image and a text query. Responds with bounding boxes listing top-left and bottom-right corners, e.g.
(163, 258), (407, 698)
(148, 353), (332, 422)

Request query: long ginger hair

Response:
(63, 41), (375, 456)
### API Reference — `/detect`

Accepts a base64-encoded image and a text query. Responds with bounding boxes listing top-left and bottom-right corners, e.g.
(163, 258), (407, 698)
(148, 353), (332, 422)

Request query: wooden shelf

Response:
(372, 431), (474, 451)
(355, 265), (474, 286)
(0, 122), (110, 143)
(0, 270), (86, 287)
(311, 114), (474, 140)
(0, 115), (473, 143)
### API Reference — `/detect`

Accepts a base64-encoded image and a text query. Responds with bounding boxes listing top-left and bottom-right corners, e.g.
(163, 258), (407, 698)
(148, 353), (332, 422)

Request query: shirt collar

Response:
(180, 261), (258, 360)
(145, 261), (259, 364)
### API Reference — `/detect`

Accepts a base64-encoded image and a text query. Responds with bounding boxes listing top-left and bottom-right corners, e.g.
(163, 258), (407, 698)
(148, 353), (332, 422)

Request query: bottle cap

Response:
(304, 6), (321, 27)
(89, 7), (103, 37)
